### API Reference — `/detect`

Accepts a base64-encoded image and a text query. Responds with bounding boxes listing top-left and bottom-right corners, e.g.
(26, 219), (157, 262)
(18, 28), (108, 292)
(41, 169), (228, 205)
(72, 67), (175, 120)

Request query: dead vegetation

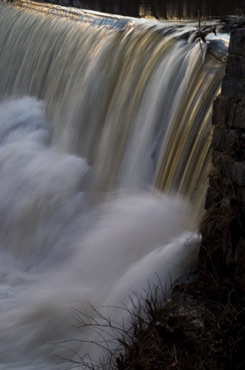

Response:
(57, 265), (244, 370)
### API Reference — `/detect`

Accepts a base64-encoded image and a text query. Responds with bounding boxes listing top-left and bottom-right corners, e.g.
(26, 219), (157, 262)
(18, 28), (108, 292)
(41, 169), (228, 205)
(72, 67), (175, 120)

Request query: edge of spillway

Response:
(12, 0), (136, 29)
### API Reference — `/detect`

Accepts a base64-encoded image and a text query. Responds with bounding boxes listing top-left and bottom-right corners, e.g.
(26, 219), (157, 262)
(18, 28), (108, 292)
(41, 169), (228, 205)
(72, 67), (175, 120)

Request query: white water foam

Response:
(0, 97), (199, 369)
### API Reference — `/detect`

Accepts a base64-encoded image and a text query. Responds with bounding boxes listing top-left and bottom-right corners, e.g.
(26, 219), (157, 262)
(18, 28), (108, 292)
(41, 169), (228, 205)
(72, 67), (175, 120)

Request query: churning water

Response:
(0, 3), (228, 369)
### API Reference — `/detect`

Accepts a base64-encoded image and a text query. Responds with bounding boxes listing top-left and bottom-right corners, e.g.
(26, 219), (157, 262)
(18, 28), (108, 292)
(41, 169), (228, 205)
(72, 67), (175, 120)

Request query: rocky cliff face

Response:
(200, 27), (245, 293)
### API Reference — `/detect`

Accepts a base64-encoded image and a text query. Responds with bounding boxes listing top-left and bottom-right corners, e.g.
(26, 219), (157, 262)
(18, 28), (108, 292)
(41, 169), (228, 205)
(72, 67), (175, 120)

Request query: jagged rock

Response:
(213, 95), (237, 128)
(229, 27), (245, 57)
(235, 239), (245, 292)
(211, 127), (237, 154)
(233, 98), (245, 129)
(226, 55), (245, 79)
(222, 75), (245, 101)
(212, 150), (245, 186)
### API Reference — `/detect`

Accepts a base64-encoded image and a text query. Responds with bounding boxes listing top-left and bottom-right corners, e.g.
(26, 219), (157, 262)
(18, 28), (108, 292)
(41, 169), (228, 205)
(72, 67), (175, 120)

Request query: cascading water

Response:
(0, 2), (228, 369)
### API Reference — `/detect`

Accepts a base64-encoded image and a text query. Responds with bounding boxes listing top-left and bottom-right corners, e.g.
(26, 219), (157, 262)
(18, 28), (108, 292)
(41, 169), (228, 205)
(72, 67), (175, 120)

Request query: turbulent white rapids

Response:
(0, 3), (228, 369)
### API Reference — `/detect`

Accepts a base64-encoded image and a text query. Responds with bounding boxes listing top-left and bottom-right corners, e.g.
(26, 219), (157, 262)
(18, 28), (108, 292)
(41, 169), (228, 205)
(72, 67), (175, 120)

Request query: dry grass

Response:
(55, 269), (244, 370)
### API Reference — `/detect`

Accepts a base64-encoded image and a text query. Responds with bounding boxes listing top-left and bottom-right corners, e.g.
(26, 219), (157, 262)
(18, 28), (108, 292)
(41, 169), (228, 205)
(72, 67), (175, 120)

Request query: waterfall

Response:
(0, 3), (228, 369)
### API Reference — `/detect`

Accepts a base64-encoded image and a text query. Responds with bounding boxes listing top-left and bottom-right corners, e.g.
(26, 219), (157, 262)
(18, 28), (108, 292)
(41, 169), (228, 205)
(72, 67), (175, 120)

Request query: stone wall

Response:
(200, 27), (245, 292)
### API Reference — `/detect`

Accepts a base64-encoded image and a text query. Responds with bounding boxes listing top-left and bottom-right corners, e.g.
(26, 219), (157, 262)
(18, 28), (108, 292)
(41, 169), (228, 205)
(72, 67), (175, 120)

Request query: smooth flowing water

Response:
(0, 3), (228, 369)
